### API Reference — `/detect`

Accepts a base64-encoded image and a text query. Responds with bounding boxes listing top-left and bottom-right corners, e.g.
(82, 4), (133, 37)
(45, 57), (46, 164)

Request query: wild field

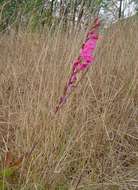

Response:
(0, 17), (138, 190)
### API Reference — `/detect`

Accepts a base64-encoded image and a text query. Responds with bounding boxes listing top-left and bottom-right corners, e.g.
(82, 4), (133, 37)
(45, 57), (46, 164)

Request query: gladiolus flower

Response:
(55, 18), (100, 113)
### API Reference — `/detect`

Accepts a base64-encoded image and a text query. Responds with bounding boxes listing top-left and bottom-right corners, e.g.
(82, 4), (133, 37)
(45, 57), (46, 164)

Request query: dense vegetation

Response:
(0, 0), (138, 32)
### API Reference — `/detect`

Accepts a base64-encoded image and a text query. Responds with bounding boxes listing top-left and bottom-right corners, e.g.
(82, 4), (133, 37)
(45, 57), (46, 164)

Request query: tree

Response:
(119, 0), (123, 18)
(101, 0), (138, 23)
(131, 0), (138, 14)
(0, 0), (47, 32)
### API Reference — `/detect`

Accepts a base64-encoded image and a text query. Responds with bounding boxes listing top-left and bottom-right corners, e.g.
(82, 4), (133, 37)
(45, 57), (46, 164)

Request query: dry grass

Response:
(0, 17), (138, 190)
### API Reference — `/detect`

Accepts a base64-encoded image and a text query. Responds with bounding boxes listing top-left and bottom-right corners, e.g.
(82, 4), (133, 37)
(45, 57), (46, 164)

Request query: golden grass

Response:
(0, 17), (138, 190)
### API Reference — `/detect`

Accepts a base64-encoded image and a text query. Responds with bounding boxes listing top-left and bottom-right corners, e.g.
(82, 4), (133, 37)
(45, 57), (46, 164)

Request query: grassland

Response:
(0, 17), (138, 190)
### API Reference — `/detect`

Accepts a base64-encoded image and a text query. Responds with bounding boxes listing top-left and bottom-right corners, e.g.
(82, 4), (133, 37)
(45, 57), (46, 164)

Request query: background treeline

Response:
(0, 0), (138, 32)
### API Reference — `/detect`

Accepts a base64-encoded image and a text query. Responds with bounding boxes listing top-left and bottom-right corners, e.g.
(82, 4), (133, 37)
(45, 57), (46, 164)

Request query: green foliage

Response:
(0, 0), (137, 32)
(0, 0), (16, 31)
(0, 0), (104, 32)
(0, 0), (47, 32)
(0, 167), (15, 178)
(55, 184), (68, 190)
(0, 166), (16, 190)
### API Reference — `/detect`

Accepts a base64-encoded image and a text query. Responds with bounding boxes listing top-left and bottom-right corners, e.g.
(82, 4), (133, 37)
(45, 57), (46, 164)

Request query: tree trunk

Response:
(77, 0), (85, 26)
(119, 0), (123, 18)
(50, 0), (55, 15)
(60, 0), (64, 18)
(73, 0), (77, 26)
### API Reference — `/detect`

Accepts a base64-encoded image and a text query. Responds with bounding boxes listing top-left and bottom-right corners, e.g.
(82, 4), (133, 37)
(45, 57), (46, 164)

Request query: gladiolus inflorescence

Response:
(55, 18), (100, 113)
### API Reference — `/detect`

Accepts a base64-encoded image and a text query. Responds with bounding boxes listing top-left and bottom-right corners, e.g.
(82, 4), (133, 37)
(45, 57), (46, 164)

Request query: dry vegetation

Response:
(0, 17), (138, 190)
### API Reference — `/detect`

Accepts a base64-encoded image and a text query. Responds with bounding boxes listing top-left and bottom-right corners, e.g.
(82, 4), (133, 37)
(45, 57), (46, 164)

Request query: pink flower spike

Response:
(55, 18), (100, 113)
